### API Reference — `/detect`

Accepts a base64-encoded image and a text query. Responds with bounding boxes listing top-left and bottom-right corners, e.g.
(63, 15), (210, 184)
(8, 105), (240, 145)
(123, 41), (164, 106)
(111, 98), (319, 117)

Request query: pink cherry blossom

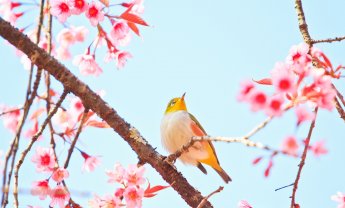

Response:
(1, 106), (21, 133)
(73, 26), (89, 42)
(286, 42), (311, 67)
(56, 26), (88, 46)
(71, 0), (87, 14)
(110, 20), (131, 47)
(89, 194), (122, 208)
(3, 11), (22, 25)
(24, 121), (43, 141)
(56, 28), (76, 47)
(115, 187), (125, 198)
(106, 163), (126, 184)
(331, 192), (345, 208)
(310, 140), (328, 157)
(115, 51), (132, 69)
(271, 62), (296, 94)
(123, 185), (144, 208)
(281, 136), (299, 156)
(88, 195), (102, 207)
(248, 89), (267, 112)
(105, 49), (132, 69)
(237, 80), (255, 102)
(238, 200), (253, 208)
(132, 0), (145, 15)
(295, 106), (314, 126)
(31, 147), (56, 172)
(73, 53), (103, 76)
(125, 164), (145, 186)
(49, 185), (70, 208)
(81, 152), (101, 172)
(56, 46), (71, 60)
(30, 180), (50, 200)
(69, 97), (85, 118)
(265, 95), (284, 117)
(52, 108), (73, 128)
(52, 168), (69, 183)
(50, 0), (73, 23)
(85, 1), (104, 26)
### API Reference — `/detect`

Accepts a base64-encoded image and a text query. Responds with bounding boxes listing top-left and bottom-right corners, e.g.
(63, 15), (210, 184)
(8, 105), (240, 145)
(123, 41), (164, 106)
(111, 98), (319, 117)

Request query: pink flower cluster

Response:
(0, 105), (22, 133)
(89, 163), (146, 208)
(50, 0), (104, 26)
(0, 0), (23, 25)
(238, 43), (339, 119)
(31, 181), (70, 208)
(30, 150), (70, 208)
(56, 25), (88, 61)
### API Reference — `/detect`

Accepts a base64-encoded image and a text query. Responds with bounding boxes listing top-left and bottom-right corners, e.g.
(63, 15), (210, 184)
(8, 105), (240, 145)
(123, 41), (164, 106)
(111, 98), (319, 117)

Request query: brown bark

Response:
(0, 17), (213, 208)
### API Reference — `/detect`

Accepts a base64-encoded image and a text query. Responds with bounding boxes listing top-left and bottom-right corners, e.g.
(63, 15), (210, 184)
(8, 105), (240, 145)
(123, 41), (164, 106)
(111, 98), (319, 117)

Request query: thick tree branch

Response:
(294, 0), (312, 45)
(0, 17), (213, 208)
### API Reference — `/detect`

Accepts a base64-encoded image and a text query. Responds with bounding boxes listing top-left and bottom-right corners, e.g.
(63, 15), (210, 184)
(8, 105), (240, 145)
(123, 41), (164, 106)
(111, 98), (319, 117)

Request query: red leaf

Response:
(64, 127), (76, 138)
(99, 0), (109, 7)
(252, 156), (263, 165)
(78, 111), (94, 122)
(127, 22), (140, 36)
(30, 108), (45, 121)
(253, 78), (272, 85)
(86, 120), (110, 128)
(144, 182), (170, 198)
(121, 12), (149, 26)
(264, 160), (273, 177)
(120, 5), (148, 26)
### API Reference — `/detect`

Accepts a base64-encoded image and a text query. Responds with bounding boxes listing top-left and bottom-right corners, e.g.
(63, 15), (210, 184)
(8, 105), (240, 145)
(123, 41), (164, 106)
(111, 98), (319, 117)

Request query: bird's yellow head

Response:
(164, 93), (187, 114)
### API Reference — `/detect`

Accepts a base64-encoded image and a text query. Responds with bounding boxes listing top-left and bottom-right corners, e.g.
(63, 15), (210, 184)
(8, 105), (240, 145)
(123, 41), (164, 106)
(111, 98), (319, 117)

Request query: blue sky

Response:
(1, 0), (345, 207)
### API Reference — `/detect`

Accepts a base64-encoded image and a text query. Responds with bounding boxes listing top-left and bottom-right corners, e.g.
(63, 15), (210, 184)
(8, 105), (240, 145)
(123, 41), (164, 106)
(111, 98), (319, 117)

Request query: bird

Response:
(160, 93), (231, 183)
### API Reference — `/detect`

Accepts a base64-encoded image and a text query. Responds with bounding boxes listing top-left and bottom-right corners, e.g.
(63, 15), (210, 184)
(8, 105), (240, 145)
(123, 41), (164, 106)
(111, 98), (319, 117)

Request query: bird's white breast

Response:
(160, 110), (208, 165)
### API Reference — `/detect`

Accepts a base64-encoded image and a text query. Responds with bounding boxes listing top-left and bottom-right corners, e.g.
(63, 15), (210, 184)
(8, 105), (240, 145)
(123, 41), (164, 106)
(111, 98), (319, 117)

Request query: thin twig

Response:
(290, 107), (318, 208)
(333, 84), (345, 107)
(166, 135), (295, 164)
(243, 116), (273, 140)
(1, 0), (46, 204)
(311, 36), (345, 44)
(13, 90), (69, 207)
(64, 109), (89, 169)
(334, 97), (345, 122)
(196, 186), (224, 208)
(0, 108), (24, 117)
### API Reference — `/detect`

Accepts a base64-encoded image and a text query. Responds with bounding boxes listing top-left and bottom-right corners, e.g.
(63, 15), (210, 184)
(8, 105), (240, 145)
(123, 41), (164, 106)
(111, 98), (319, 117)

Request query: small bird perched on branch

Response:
(160, 93), (231, 183)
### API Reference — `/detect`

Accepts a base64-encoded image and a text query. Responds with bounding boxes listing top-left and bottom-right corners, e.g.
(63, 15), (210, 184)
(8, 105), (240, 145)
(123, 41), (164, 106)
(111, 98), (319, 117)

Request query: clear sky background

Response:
(1, 0), (345, 207)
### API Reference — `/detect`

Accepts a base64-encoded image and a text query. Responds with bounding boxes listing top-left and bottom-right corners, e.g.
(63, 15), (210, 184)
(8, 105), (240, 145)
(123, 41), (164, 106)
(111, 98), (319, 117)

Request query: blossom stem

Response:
(290, 107), (318, 208)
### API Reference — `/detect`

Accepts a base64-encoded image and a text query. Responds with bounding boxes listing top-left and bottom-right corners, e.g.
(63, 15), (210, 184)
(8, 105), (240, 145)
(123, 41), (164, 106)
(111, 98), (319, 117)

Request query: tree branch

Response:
(290, 107), (318, 208)
(311, 36), (345, 44)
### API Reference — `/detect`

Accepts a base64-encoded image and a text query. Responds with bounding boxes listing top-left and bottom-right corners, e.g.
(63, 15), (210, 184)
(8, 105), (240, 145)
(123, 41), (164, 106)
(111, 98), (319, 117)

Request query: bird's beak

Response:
(181, 92), (186, 101)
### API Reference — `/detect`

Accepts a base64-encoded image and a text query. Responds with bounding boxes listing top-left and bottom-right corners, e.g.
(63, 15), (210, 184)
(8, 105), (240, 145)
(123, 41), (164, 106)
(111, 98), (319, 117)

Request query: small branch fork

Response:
(166, 116), (291, 164)
(196, 186), (224, 208)
(13, 90), (69, 207)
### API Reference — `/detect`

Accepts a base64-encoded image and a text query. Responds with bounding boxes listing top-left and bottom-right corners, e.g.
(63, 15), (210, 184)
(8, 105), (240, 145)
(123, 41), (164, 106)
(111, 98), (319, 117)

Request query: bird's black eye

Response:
(170, 100), (176, 106)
